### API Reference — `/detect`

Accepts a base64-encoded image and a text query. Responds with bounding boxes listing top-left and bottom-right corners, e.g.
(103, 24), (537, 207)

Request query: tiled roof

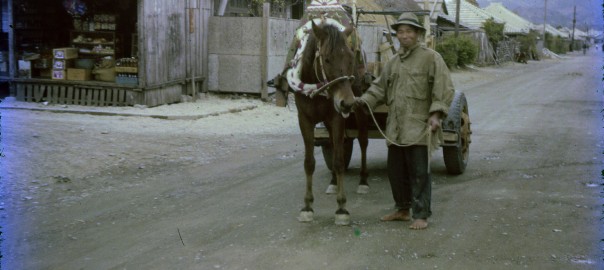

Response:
(558, 27), (587, 40)
(483, 3), (533, 34)
(334, 0), (390, 26)
(532, 23), (568, 38)
(445, 0), (503, 31)
(414, 0), (448, 20)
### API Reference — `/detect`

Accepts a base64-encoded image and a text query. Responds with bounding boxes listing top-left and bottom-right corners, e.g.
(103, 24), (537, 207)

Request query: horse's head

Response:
(309, 20), (356, 117)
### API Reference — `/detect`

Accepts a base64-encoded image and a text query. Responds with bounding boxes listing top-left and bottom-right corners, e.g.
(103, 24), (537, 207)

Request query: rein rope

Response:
(360, 99), (434, 173)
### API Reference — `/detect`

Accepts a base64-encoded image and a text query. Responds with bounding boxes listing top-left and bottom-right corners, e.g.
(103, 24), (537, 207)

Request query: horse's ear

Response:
(343, 25), (354, 37)
(311, 19), (326, 41)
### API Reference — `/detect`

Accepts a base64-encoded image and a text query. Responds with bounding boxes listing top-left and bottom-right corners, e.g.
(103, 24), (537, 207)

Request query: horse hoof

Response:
(335, 214), (351, 226)
(356, 185), (370, 194)
(298, 211), (314, 222)
(325, 184), (337, 194)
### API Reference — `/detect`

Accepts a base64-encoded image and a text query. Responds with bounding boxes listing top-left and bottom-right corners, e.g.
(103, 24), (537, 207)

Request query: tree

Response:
(482, 17), (505, 54)
(435, 35), (478, 69)
(517, 30), (539, 60)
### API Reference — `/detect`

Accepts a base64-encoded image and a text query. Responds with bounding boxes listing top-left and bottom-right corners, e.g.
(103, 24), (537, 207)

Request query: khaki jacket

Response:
(360, 44), (455, 147)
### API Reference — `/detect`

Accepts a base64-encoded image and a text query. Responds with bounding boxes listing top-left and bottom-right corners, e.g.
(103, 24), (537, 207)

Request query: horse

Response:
(293, 20), (369, 225)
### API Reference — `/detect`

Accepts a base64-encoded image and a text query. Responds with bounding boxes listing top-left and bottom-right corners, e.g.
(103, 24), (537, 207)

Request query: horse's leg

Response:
(298, 115), (316, 222)
(331, 118), (350, 225)
(326, 167), (337, 194)
(355, 109), (370, 194)
(324, 124), (338, 194)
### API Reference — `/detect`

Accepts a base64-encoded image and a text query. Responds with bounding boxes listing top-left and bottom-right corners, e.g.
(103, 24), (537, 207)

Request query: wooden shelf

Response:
(72, 42), (114, 46)
(79, 51), (115, 56)
(70, 30), (118, 59)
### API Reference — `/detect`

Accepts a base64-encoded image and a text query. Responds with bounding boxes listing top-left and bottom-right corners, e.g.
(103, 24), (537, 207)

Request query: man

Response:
(354, 12), (454, 230)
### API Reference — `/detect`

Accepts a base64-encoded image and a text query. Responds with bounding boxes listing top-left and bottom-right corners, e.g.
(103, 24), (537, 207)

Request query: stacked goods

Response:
(51, 48), (78, 80)
(92, 58), (116, 82)
(93, 14), (117, 31)
(115, 58), (138, 85)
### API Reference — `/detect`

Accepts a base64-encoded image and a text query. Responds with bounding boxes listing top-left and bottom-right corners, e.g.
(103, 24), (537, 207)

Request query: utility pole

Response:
(423, 0), (432, 47)
(570, 5), (576, 51)
(455, 0), (460, 37)
(542, 0), (547, 48)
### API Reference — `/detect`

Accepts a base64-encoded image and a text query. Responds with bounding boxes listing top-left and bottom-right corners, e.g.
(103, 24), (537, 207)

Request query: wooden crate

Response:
(53, 59), (74, 70)
(52, 47), (78, 59)
(67, 68), (92, 81)
(14, 78), (188, 107)
(15, 82), (139, 106)
(115, 66), (138, 73)
(52, 70), (67, 80)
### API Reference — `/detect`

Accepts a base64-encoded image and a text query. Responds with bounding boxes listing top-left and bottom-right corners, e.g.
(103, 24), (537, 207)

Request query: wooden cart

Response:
(313, 8), (472, 175)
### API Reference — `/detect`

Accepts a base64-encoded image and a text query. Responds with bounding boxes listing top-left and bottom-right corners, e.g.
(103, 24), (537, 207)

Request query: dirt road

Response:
(1, 50), (603, 269)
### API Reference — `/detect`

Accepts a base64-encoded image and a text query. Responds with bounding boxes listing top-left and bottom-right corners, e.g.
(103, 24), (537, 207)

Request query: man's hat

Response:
(390, 12), (426, 32)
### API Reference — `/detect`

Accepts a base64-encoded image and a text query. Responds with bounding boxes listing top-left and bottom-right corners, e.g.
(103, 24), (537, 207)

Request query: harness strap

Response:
(309, 75), (356, 98)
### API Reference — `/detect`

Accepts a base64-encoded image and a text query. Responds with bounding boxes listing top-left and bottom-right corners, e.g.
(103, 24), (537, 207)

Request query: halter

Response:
(309, 40), (356, 98)
(286, 15), (357, 98)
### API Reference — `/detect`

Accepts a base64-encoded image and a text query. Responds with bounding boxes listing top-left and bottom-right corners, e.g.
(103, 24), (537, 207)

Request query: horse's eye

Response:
(324, 58), (330, 64)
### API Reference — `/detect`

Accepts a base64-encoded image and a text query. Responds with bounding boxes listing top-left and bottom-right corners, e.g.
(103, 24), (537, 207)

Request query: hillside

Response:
(475, 0), (603, 31)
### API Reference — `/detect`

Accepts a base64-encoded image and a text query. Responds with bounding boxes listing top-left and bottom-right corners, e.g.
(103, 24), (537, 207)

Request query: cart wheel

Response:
(321, 138), (354, 171)
(443, 92), (471, 175)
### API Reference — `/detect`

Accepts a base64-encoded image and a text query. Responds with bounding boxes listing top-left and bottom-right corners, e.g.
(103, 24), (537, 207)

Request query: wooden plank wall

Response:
(140, 0), (188, 86)
(143, 85), (182, 107)
(137, 0), (207, 102)
(182, 0), (210, 96)
(199, 0), (211, 93)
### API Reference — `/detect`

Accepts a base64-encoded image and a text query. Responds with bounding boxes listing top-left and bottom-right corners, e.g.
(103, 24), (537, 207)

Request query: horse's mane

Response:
(300, 24), (344, 82)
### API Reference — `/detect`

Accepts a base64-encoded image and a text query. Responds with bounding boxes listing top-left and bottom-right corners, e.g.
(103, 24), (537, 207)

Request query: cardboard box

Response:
(53, 47), (78, 59)
(52, 69), (66, 80)
(53, 59), (74, 70)
(67, 68), (91, 81)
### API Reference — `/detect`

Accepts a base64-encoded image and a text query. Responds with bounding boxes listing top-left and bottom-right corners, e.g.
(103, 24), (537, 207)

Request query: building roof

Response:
(532, 23), (568, 38)
(342, 0), (420, 26)
(445, 0), (504, 31)
(558, 27), (587, 40)
(414, 0), (448, 20)
(483, 3), (533, 34)
(573, 28), (588, 39)
(430, 0), (472, 30)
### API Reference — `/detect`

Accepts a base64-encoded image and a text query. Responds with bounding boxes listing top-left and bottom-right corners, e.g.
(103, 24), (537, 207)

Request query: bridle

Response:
(309, 40), (356, 98)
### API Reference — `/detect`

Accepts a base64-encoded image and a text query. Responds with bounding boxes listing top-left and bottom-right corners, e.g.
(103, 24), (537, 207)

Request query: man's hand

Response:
(428, 112), (442, 132)
(353, 97), (369, 114)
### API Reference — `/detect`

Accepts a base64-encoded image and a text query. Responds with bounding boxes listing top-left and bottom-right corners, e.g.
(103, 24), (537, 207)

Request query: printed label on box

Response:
(53, 48), (78, 59)
(53, 59), (74, 70)
(52, 70), (66, 80)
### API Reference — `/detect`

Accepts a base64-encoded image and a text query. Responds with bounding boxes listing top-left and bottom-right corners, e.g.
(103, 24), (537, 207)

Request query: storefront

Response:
(4, 0), (208, 106)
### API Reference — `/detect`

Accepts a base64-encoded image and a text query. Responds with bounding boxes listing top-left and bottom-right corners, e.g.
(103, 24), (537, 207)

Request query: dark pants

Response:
(387, 145), (432, 220)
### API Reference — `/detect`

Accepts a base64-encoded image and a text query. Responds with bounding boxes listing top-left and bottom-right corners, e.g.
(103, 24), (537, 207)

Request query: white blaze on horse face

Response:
(328, 43), (354, 118)
(331, 82), (354, 118)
